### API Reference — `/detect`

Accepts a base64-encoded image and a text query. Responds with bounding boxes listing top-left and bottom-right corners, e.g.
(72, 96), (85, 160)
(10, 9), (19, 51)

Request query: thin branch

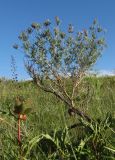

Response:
(26, 63), (72, 107)
(71, 71), (85, 102)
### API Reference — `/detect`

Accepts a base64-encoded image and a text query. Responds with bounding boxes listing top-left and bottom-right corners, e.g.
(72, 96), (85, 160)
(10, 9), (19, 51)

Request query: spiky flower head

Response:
(55, 16), (60, 25)
(31, 22), (41, 29)
(44, 19), (51, 26)
(13, 44), (18, 49)
(68, 24), (74, 33)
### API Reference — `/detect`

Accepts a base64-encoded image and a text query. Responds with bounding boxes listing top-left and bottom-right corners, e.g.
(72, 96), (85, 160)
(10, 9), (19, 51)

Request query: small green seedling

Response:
(14, 96), (32, 145)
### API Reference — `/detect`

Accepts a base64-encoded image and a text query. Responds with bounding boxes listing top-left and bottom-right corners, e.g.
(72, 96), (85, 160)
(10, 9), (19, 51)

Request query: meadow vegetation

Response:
(0, 76), (115, 159)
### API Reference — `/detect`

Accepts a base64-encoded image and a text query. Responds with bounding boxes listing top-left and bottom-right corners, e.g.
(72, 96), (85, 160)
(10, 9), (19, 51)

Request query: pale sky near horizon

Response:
(0, 0), (115, 80)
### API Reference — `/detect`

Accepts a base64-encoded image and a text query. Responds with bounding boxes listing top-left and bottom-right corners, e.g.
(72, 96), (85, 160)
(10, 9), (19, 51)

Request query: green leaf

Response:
(104, 146), (115, 153)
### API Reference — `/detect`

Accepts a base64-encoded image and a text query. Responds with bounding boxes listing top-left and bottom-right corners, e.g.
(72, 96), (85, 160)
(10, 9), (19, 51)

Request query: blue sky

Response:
(0, 0), (115, 80)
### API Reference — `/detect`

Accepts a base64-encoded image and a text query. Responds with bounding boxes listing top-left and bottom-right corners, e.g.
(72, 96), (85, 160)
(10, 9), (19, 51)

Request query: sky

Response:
(0, 0), (115, 80)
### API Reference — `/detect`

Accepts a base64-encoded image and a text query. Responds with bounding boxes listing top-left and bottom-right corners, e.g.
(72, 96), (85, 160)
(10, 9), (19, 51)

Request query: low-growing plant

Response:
(13, 113), (114, 160)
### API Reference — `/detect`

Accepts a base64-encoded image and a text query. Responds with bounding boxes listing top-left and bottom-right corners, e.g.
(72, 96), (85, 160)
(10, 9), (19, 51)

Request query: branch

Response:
(34, 77), (72, 107)
(71, 71), (85, 106)
(25, 63), (91, 122)
(68, 107), (91, 122)
(26, 63), (72, 107)
(41, 61), (72, 103)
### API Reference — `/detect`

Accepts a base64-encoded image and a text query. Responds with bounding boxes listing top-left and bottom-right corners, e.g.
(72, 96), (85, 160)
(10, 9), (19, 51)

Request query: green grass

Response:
(0, 76), (115, 159)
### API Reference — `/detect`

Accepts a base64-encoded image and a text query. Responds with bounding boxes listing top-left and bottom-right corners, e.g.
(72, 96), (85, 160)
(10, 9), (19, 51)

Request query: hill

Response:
(0, 76), (115, 159)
